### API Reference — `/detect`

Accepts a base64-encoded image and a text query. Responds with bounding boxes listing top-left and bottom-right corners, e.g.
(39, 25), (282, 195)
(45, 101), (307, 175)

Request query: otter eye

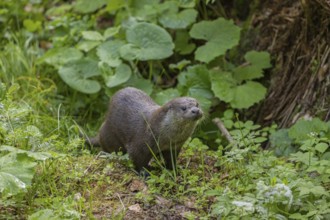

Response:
(181, 106), (187, 111)
(196, 103), (199, 107)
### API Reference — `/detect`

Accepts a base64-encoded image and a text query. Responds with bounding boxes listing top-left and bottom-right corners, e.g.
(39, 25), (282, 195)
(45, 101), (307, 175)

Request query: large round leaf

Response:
(120, 22), (174, 61)
(58, 58), (101, 94)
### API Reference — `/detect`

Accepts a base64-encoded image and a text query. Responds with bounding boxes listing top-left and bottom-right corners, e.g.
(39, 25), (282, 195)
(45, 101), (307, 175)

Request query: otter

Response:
(88, 87), (203, 172)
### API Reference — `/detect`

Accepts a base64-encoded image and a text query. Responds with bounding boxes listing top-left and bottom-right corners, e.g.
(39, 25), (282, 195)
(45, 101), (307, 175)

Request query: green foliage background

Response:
(0, 0), (329, 219)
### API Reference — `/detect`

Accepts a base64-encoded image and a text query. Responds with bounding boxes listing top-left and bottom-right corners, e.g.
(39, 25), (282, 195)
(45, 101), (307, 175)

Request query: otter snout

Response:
(190, 107), (203, 120)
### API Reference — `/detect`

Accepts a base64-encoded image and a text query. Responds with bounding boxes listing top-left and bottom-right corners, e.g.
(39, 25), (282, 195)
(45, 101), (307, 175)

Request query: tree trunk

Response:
(253, 0), (330, 127)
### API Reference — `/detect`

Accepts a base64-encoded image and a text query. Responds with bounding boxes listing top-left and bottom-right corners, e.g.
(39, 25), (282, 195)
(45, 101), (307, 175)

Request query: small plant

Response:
(208, 118), (330, 219)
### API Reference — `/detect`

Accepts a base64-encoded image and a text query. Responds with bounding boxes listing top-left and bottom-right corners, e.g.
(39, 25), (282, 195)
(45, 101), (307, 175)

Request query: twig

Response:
(83, 151), (103, 175)
(212, 117), (234, 143)
(116, 193), (126, 211)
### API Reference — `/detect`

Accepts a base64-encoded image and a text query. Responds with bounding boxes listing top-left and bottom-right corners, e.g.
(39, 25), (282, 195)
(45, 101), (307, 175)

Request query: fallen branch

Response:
(212, 117), (234, 143)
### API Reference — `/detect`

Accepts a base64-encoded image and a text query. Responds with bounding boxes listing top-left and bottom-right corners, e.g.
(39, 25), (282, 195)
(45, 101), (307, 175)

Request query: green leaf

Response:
(28, 209), (58, 220)
(132, 0), (160, 21)
(0, 153), (37, 197)
(153, 88), (181, 105)
(125, 74), (154, 95)
(0, 145), (52, 161)
(178, 0), (196, 8)
(23, 19), (42, 32)
(174, 30), (195, 55)
(298, 182), (329, 197)
(120, 22), (174, 61)
(289, 213), (304, 219)
(210, 70), (236, 103)
(223, 109), (234, 119)
(105, 64), (132, 88)
(189, 18), (241, 63)
(97, 40), (125, 67)
(233, 51), (272, 82)
(288, 118), (329, 141)
(169, 59), (191, 71)
(74, 0), (107, 13)
(38, 48), (83, 67)
(315, 143), (329, 153)
(178, 65), (213, 111)
(231, 81), (266, 109)
(58, 58), (101, 94)
(46, 4), (72, 17)
(269, 129), (295, 156)
(76, 41), (101, 52)
(104, 26), (121, 39)
(82, 31), (104, 41)
(28, 208), (80, 220)
(106, 0), (127, 12)
(159, 3), (198, 29)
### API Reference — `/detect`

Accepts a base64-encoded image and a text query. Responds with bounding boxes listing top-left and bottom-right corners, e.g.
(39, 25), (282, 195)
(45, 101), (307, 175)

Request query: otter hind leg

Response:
(161, 149), (180, 170)
(127, 144), (153, 172)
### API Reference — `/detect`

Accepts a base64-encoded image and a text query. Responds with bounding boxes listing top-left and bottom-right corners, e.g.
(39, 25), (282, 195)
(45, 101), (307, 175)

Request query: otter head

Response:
(157, 97), (203, 146)
(168, 97), (203, 121)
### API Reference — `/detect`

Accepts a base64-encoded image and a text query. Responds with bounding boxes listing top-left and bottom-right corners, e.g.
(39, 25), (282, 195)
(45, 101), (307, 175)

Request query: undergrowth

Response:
(1, 1), (330, 219)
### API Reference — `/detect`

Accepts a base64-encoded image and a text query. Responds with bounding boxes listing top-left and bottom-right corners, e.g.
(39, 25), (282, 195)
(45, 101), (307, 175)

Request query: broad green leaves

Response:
(58, 58), (101, 94)
(74, 0), (107, 13)
(233, 51), (272, 81)
(153, 88), (181, 105)
(231, 82), (266, 109)
(159, 2), (197, 29)
(190, 18), (241, 63)
(38, 0), (272, 110)
(211, 51), (271, 109)
(82, 31), (105, 41)
(23, 19), (42, 32)
(120, 23), (174, 61)
(39, 48), (83, 67)
(97, 40), (125, 67)
(288, 118), (329, 141)
(0, 153), (36, 197)
(178, 65), (213, 111)
(104, 63), (132, 88)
